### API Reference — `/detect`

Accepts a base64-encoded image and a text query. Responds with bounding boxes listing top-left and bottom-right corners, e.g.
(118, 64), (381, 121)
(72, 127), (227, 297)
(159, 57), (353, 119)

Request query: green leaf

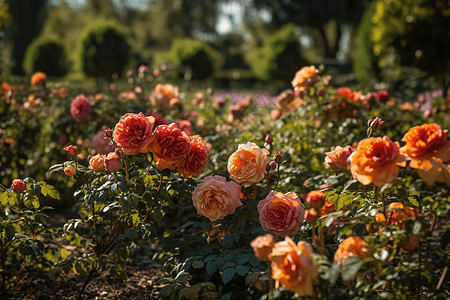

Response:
(245, 272), (258, 285)
(192, 260), (204, 269)
(174, 271), (192, 284)
(235, 265), (249, 276)
(335, 192), (354, 211)
(222, 235), (234, 249)
(110, 265), (127, 281)
(73, 260), (87, 276)
(206, 261), (217, 275)
(5, 224), (15, 240)
(155, 278), (173, 285)
(60, 248), (68, 260)
(221, 267), (235, 284)
(23, 193), (40, 209)
(159, 284), (177, 297)
(408, 192), (420, 207)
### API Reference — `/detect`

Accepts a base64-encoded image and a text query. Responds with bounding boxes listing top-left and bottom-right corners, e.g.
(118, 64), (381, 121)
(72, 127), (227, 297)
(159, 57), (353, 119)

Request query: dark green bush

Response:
(371, 0), (450, 79)
(77, 21), (130, 78)
(353, 0), (378, 82)
(22, 36), (70, 77)
(158, 38), (221, 80)
(247, 23), (308, 81)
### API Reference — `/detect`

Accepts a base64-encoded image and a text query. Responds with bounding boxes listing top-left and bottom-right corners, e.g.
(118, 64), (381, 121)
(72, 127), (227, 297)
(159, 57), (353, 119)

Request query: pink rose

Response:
(257, 191), (305, 237)
(227, 142), (270, 184)
(70, 94), (91, 123)
(92, 130), (115, 154)
(104, 152), (122, 173)
(192, 176), (242, 222)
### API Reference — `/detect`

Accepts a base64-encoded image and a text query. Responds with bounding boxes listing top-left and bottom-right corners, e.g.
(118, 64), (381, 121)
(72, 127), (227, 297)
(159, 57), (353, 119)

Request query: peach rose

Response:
(334, 236), (371, 264)
(31, 71), (47, 86)
(257, 191), (304, 237)
(350, 136), (405, 186)
(228, 142), (270, 184)
(192, 176), (242, 222)
(148, 123), (191, 171)
(324, 145), (353, 174)
(400, 123), (450, 169)
(89, 154), (105, 172)
(291, 65), (321, 92)
(250, 234), (275, 261)
(11, 179), (26, 193)
(177, 135), (209, 178)
(305, 190), (325, 209)
(64, 165), (76, 176)
(269, 237), (318, 296)
(113, 112), (155, 156)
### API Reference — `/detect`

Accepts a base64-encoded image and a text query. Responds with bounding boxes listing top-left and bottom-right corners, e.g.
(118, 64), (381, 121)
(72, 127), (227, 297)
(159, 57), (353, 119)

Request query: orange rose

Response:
(291, 65), (321, 92)
(64, 165), (76, 176)
(177, 135), (209, 178)
(113, 112), (155, 156)
(257, 191), (304, 237)
(377, 202), (420, 227)
(350, 136), (405, 186)
(192, 176), (242, 222)
(89, 154), (105, 172)
(305, 190), (325, 209)
(399, 123), (450, 186)
(320, 200), (335, 217)
(30, 71), (47, 86)
(250, 234), (275, 261)
(148, 123), (191, 171)
(228, 142), (270, 184)
(334, 236), (371, 264)
(269, 237), (318, 296)
(400, 123), (450, 169)
(324, 145), (353, 174)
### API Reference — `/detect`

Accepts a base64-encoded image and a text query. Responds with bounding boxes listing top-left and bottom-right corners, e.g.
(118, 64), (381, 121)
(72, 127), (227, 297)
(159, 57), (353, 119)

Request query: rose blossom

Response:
(291, 65), (321, 92)
(250, 234), (275, 261)
(334, 236), (371, 264)
(173, 119), (192, 135)
(63, 145), (78, 157)
(11, 179), (26, 193)
(191, 176), (242, 222)
(64, 165), (76, 176)
(31, 71), (47, 86)
(228, 142), (270, 185)
(148, 123), (191, 171)
(104, 152), (122, 173)
(257, 191), (305, 237)
(350, 136), (405, 186)
(89, 154), (105, 172)
(177, 135), (209, 178)
(305, 190), (326, 209)
(324, 145), (353, 174)
(70, 94), (92, 123)
(145, 109), (169, 128)
(92, 130), (115, 154)
(113, 112), (155, 156)
(269, 237), (318, 296)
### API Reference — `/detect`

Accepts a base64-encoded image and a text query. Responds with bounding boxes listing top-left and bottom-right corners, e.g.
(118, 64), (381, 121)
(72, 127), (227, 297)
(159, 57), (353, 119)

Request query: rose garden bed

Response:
(1, 66), (450, 299)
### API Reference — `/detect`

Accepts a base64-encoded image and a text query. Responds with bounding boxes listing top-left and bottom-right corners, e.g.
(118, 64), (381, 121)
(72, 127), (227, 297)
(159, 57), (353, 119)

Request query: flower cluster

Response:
(150, 83), (180, 111)
(113, 112), (209, 178)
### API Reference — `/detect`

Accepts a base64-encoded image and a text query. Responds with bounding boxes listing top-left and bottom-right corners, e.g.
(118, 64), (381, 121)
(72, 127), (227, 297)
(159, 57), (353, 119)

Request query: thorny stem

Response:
(144, 173), (164, 223)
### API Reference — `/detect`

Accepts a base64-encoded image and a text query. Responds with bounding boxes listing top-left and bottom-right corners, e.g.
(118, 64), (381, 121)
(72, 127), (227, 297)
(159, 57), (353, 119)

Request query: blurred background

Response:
(0, 0), (449, 91)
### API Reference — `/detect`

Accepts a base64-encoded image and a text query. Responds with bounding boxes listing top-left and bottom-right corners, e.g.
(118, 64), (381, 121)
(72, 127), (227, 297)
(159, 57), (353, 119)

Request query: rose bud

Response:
(104, 152), (122, 173)
(274, 152), (283, 164)
(250, 234), (275, 261)
(269, 161), (277, 171)
(306, 190), (325, 209)
(265, 134), (272, 144)
(304, 208), (318, 225)
(367, 117), (385, 131)
(104, 128), (113, 137)
(64, 165), (76, 176)
(89, 154), (105, 172)
(63, 145), (78, 157)
(11, 179), (26, 193)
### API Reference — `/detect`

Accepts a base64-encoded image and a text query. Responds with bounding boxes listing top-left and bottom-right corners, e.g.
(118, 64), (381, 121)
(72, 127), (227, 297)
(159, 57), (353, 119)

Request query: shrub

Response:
(22, 36), (70, 77)
(353, 0), (378, 82)
(77, 21), (130, 78)
(158, 38), (221, 80)
(371, 0), (450, 79)
(247, 23), (307, 81)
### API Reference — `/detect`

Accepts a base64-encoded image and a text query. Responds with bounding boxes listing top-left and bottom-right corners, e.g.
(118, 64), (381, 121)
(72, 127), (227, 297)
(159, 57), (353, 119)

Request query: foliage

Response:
(77, 20), (130, 78)
(371, 0), (450, 80)
(22, 36), (70, 77)
(156, 38), (222, 80)
(247, 23), (307, 81)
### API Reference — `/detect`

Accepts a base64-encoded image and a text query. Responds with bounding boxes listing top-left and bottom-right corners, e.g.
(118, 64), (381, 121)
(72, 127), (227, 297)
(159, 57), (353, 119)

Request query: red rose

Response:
(11, 179), (26, 193)
(113, 112), (155, 156)
(178, 135), (209, 178)
(63, 145), (78, 157)
(104, 152), (122, 173)
(148, 123), (191, 171)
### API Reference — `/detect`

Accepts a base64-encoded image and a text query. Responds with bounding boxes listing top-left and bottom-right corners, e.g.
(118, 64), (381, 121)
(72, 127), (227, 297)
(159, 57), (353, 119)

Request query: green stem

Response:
(144, 173), (164, 223)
